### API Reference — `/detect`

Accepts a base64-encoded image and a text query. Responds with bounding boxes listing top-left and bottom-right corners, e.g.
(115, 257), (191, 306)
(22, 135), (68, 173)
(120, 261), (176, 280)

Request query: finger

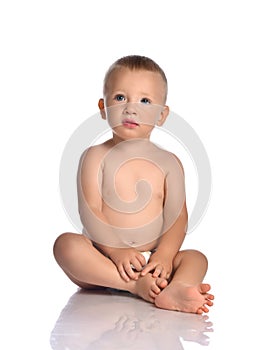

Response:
(140, 262), (156, 276)
(159, 269), (168, 280)
(117, 264), (130, 282)
(166, 271), (171, 280)
(136, 253), (147, 267)
(130, 258), (143, 272)
(124, 263), (138, 280)
(152, 265), (163, 278)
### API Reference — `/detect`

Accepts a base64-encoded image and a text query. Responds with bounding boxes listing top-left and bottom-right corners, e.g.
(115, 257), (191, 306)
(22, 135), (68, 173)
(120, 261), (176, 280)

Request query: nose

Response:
(123, 103), (137, 115)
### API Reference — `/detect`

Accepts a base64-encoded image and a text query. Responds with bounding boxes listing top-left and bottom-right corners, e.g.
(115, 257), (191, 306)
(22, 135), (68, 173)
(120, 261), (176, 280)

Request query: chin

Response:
(112, 126), (152, 140)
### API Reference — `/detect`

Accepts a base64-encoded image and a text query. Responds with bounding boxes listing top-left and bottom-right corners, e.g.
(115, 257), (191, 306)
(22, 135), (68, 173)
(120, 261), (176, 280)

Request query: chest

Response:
(102, 158), (165, 202)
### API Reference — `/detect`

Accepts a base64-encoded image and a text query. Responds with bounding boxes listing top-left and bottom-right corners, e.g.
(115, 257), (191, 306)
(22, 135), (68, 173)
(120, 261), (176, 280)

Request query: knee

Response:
(176, 249), (208, 267)
(53, 232), (77, 263)
(186, 249), (208, 266)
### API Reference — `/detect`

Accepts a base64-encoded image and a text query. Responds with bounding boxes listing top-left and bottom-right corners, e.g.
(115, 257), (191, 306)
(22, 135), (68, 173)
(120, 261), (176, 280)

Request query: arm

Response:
(78, 146), (146, 281)
(141, 154), (188, 279)
(141, 204), (188, 279)
(78, 146), (116, 251)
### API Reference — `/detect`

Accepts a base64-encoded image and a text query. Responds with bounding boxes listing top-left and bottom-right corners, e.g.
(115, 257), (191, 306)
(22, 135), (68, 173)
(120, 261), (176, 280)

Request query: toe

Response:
(199, 283), (211, 293)
(207, 293), (215, 300)
(205, 300), (214, 307)
(202, 305), (209, 313)
(156, 278), (168, 289)
(151, 282), (161, 295)
(196, 307), (204, 314)
(149, 290), (157, 299)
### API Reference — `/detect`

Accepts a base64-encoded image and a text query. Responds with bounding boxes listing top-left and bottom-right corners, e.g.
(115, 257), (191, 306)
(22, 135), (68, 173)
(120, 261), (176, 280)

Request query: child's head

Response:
(103, 55), (168, 103)
(99, 55), (169, 140)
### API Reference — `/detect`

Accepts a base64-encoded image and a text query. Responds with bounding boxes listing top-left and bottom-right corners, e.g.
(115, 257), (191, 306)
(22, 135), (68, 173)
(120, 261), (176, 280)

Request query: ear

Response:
(156, 105), (169, 126)
(98, 98), (106, 120)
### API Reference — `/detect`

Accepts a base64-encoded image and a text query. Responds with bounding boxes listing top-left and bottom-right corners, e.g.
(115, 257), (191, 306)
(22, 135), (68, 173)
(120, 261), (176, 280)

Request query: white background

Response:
(0, 1), (271, 349)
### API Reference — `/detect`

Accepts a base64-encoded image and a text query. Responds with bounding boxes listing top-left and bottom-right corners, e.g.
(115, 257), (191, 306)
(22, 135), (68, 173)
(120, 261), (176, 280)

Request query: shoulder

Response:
(154, 143), (183, 164)
(159, 148), (185, 175)
(83, 139), (113, 158)
(79, 140), (113, 168)
(170, 152), (184, 168)
(170, 152), (185, 174)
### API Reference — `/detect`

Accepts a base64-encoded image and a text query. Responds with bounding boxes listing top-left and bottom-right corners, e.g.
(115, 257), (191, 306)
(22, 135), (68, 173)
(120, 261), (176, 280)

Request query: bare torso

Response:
(79, 138), (184, 251)
(102, 156), (165, 250)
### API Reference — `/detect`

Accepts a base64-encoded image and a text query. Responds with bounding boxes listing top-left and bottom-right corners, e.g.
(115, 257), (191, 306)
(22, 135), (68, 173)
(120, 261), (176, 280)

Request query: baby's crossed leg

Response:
(155, 250), (214, 314)
(53, 233), (167, 300)
(53, 234), (213, 313)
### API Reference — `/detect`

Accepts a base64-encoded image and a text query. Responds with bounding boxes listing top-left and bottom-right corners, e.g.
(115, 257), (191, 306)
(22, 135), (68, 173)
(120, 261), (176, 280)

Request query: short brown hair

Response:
(103, 55), (168, 101)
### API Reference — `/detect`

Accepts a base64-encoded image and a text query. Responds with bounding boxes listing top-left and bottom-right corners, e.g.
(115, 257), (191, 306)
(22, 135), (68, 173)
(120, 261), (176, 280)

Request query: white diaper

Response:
(131, 251), (151, 270)
(141, 251), (152, 265)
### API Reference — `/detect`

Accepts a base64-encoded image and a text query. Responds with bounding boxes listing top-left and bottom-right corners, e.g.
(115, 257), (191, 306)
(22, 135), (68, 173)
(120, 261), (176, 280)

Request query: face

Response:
(99, 68), (169, 142)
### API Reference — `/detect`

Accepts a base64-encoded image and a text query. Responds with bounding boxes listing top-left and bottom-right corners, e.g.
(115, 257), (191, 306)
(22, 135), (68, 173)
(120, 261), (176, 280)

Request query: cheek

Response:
(139, 106), (163, 126)
(105, 106), (123, 126)
(140, 125), (155, 136)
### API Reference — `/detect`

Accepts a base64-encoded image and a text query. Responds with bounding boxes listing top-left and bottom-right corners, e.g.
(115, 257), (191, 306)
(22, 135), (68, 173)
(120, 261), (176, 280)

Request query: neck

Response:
(111, 133), (150, 145)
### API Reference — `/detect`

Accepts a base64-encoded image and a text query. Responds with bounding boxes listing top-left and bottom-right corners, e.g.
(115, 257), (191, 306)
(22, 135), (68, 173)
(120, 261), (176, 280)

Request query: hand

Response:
(140, 251), (173, 280)
(108, 248), (147, 282)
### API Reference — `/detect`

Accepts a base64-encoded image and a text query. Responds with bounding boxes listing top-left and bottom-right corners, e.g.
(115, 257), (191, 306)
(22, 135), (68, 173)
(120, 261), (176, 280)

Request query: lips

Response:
(122, 118), (139, 128)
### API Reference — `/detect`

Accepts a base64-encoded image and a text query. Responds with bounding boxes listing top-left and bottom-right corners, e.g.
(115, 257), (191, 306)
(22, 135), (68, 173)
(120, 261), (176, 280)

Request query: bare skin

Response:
(54, 66), (214, 314)
(155, 283), (214, 314)
(154, 250), (214, 314)
(54, 233), (213, 313)
(53, 233), (167, 303)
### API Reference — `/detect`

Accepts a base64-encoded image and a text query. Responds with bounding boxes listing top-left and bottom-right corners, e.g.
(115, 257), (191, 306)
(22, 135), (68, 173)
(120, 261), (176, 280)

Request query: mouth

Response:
(122, 118), (139, 128)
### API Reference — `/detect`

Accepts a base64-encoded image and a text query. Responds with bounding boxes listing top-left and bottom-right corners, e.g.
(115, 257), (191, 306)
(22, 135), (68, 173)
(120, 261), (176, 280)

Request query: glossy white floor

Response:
(50, 288), (213, 350)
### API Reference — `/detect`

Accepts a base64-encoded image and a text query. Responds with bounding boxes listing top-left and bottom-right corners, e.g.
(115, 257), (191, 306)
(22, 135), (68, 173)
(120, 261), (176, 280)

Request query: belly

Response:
(102, 190), (163, 223)
(102, 200), (164, 250)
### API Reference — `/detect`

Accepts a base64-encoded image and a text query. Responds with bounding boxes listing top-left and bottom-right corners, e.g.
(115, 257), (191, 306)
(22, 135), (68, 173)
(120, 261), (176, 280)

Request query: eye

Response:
(140, 97), (151, 104)
(114, 94), (126, 102)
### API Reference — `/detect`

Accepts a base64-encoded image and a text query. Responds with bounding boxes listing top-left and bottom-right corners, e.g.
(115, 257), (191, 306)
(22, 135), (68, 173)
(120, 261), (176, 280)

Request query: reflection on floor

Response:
(50, 289), (213, 349)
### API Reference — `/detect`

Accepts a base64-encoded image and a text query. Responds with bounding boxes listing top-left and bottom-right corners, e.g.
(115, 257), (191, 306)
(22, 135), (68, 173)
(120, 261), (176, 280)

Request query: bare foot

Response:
(133, 273), (168, 303)
(155, 282), (214, 314)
